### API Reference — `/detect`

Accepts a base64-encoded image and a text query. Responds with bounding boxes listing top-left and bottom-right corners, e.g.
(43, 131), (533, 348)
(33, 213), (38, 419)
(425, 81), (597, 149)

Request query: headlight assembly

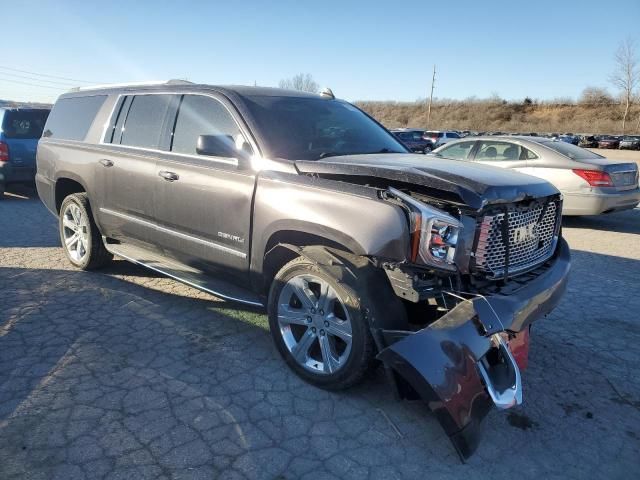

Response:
(388, 187), (462, 270)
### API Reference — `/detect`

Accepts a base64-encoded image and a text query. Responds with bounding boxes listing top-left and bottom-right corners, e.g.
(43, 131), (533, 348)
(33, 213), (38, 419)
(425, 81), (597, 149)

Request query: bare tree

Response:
(278, 73), (319, 93)
(609, 38), (639, 133)
(578, 86), (614, 105)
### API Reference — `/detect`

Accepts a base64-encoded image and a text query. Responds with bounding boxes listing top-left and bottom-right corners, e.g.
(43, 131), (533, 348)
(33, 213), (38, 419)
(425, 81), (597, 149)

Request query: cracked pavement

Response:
(1, 188), (639, 479)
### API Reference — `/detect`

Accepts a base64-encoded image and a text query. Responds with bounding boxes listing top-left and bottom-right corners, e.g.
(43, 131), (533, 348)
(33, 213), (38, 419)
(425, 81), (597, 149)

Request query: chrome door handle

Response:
(99, 159), (114, 167)
(158, 170), (179, 182)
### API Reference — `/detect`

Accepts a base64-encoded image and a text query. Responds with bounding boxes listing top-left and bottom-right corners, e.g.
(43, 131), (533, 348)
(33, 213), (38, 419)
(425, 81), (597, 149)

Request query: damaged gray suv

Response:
(36, 82), (570, 459)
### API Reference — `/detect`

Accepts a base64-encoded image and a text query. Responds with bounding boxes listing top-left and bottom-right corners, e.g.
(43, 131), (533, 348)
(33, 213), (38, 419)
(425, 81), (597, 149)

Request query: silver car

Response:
(431, 136), (640, 215)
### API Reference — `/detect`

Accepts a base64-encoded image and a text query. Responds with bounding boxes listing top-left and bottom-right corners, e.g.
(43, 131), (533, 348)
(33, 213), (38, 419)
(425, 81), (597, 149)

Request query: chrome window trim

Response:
(99, 90), (260, 168)
(99, 207), (247, 259)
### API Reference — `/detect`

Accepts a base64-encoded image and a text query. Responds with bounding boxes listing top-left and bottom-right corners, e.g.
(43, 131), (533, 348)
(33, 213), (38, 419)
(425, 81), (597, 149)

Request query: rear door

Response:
(153, 93), (256, 280)
(95, 94), (177, 247)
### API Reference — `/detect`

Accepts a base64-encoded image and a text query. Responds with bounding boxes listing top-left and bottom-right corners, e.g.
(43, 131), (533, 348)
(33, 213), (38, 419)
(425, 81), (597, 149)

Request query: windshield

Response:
(540, 140), (603, 160)
(1, 110), (49, 139)
(242, 96), (408, 160)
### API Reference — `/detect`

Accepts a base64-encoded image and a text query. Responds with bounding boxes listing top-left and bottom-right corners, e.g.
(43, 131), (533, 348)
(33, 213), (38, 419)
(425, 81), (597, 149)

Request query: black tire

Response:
(59, 193), (112, 270)
(423, 145), (432, 154)
(268, 254), (377, 390)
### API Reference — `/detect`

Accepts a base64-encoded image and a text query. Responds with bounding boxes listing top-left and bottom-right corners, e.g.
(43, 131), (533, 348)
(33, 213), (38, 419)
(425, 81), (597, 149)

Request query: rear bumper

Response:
(0, 163), (36, 185)
(563, 187), (640, 215)
(377, 237), (570, 460)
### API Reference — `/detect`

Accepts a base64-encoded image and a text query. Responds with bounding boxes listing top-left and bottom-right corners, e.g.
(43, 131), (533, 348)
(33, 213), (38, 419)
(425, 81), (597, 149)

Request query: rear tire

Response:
(268, 254), (376, 390)
(59, 193), (112, 270)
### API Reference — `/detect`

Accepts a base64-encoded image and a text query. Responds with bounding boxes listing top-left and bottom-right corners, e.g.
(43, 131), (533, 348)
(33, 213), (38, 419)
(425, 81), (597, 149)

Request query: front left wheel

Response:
(268, 255), (376, 390)
(59, 193), (113, 270)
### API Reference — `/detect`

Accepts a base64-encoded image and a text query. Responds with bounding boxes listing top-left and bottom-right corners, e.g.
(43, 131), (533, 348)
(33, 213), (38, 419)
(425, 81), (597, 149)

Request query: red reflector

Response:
(0, 141), (9, 162)
(572, 169), (613, 187)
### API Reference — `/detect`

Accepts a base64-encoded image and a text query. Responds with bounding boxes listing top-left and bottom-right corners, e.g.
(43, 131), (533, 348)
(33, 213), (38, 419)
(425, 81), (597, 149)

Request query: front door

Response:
(153, 93), (256, 281)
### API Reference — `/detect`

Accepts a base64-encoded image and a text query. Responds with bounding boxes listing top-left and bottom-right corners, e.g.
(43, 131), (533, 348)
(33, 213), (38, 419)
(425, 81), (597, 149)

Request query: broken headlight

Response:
(388, 188), (462, 271)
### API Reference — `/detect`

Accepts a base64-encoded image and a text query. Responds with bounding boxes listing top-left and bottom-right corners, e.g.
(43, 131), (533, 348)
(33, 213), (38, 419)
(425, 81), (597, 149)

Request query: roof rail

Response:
(69, 79), (193, 92)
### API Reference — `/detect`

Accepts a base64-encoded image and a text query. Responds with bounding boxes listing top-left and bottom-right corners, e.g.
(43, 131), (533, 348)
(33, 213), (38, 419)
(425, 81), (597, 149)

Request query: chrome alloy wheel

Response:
(62, 203), (90, 263)
(277, 273), (353, 375)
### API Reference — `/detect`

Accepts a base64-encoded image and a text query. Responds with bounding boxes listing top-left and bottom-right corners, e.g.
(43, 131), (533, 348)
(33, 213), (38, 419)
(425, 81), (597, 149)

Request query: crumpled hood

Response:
(295, 154), (559, 210)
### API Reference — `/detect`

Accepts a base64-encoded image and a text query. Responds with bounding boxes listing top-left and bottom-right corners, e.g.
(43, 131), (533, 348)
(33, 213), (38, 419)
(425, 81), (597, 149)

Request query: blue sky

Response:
(1, 0), (638, 103)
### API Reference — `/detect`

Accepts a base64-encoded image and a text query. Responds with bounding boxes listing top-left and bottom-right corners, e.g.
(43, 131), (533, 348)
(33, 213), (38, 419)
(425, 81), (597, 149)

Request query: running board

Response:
(104, 240), (264, 308)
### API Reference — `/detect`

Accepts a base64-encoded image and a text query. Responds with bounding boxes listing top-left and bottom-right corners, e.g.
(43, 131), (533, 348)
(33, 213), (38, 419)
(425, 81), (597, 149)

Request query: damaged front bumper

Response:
(377, 237), (571, 460)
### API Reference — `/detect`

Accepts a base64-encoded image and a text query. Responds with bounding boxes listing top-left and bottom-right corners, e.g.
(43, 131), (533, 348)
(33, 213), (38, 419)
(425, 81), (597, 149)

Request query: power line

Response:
(0, 70), (78, 87)
(0, 76), (68, 90)
(0, 65), (100, 84)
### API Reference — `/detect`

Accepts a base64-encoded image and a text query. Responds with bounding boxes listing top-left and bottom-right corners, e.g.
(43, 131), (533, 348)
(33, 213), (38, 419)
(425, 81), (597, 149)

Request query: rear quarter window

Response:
(1, 110), (50, 139)
(43, 95), (107, 141)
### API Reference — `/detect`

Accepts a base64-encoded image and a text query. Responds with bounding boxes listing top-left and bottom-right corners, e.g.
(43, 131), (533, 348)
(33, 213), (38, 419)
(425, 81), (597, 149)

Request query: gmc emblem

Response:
(513, 224), (537, 244)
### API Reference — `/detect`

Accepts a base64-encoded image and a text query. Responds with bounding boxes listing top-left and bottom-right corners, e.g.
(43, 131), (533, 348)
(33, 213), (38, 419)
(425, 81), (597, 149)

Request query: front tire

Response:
(268, 255), (376, 390)
(59, 193), (112, 270)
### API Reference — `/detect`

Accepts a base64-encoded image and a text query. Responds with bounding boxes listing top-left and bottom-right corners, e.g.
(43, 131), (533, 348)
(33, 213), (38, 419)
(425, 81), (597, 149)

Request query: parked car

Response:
(597, 135), (621, 149)
(0, 107), (50, 198)
(390, 128), (434, 153)
(423, 130), (460, 147)
(619, 135), (640, 150)
(558, 134), (579, 145)
(431, 136), (640, 215)
(37, 82), (570, 459)
(578, 135), (599, 148)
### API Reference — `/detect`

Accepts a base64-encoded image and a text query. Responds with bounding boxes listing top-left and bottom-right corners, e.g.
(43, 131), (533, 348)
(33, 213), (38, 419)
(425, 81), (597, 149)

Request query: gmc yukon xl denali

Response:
(36, 82), (570, 459)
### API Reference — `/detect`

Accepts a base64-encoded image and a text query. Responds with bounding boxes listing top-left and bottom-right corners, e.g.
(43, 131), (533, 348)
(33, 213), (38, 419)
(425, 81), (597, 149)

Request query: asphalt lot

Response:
(0, 187), (639, 480)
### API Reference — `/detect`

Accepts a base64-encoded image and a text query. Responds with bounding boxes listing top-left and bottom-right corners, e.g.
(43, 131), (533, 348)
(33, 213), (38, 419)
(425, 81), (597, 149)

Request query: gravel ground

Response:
(0, 187), (639, 480)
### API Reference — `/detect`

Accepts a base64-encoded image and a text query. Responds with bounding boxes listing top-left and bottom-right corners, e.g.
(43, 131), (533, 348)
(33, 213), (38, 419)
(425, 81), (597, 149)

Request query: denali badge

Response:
(513, 224), (537, 245)
(218, 232), (245, 244)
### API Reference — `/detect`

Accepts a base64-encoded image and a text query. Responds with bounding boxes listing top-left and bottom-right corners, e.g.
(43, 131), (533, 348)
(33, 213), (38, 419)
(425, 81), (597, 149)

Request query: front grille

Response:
(473, 200), (560, 279)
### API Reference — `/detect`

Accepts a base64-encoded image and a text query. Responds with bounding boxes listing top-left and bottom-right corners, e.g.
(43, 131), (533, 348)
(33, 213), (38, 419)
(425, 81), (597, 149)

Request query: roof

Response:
(64, 81), (323, 100)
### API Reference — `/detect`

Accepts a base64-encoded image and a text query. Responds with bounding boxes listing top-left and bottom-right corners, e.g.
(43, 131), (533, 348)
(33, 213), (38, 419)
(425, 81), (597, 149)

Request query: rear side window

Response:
(171, 95), (245, 156)
(120, 94), (174, 149)
(1, 110), (49, 139)
(539, 141), (603, 160)
(43, 95), (106, 141)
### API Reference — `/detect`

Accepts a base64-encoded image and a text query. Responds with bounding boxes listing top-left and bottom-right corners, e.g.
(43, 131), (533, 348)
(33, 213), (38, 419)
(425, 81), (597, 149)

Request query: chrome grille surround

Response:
(473, 200), (560, 279)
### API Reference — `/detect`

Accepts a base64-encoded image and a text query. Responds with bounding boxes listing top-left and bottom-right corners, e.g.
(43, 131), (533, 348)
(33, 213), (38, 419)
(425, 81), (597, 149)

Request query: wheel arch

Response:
(54, 174), (88, 213)
(253, 222), (367, 295)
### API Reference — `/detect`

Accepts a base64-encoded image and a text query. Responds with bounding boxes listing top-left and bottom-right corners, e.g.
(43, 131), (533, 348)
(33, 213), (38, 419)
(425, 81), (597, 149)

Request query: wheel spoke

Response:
(63, 217), (77, 231)
(278, 306), (310, 327)
(325, 315), (352, 342)
(319, 335), (340, 373)
(291, 328), (316, 363)
(288, 277), (317, 310)
(318, 282), (336, 314)
(65, 232), (79, 248)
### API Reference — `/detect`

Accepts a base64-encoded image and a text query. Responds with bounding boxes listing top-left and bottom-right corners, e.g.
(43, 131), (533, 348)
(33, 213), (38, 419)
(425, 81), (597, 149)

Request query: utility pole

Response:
(426, 65), (436, 129)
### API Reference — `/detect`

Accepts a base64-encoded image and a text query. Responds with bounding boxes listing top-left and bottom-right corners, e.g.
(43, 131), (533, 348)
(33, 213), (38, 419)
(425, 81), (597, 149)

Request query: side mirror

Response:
(196, 134), (239, 158)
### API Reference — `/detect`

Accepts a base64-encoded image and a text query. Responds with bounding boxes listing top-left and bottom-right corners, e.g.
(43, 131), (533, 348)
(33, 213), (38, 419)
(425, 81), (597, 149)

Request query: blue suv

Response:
(0, 107), (50, 198)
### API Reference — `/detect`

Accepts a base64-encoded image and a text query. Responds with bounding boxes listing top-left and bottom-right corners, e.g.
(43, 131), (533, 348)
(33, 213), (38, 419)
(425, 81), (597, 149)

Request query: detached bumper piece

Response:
(377, 238), (570, 460)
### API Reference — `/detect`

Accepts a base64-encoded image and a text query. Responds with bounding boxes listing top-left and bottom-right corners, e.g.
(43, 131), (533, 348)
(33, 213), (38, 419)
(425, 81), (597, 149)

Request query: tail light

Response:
(572, 169), (613, 187)
(0, 141), (9, 163)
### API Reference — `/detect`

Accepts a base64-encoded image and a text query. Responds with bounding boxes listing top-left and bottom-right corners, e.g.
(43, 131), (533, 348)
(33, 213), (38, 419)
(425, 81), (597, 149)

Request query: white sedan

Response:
(431, 136), (640, 215)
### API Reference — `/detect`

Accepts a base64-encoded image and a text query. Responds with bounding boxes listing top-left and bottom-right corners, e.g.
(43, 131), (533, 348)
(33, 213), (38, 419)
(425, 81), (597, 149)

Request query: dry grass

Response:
(356, 99), (640, 135)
